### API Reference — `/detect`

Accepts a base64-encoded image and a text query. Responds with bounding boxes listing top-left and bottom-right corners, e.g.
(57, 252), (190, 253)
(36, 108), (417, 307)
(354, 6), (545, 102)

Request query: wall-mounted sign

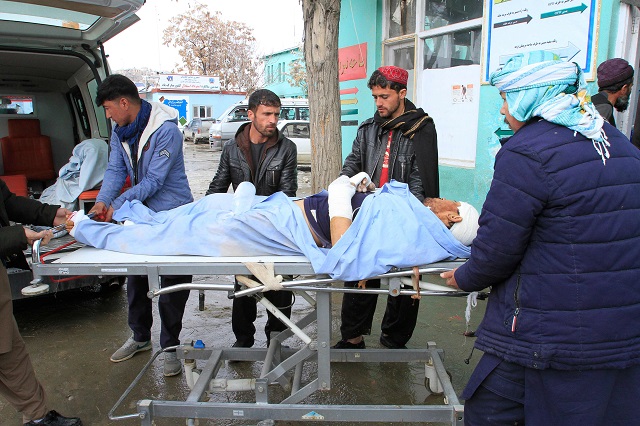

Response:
(338, 43), (367, 82)
(158, 74), (221, 91)
(483, 0), (600, 83)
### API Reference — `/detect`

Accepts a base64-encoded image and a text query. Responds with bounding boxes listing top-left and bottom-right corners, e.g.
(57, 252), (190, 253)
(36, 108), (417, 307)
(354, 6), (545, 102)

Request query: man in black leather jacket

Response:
(206, 89), (297, 349)
(335, 66), (439, 350)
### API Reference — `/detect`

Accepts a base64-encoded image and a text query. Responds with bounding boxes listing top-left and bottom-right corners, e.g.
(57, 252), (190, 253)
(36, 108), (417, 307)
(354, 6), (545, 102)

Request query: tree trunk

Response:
(302, 0), (342, 193)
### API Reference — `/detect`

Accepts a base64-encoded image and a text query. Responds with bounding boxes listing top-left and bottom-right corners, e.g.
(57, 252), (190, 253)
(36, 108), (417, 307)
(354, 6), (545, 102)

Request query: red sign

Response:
(338, 43), (367, 82)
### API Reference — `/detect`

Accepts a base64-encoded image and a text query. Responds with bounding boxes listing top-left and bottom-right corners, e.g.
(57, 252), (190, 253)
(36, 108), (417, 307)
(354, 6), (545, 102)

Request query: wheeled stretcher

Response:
(30, 243), (478, 425)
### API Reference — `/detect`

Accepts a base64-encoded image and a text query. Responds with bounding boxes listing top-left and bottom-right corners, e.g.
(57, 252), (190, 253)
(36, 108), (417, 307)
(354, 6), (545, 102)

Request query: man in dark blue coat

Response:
(442, 51), (640, 425)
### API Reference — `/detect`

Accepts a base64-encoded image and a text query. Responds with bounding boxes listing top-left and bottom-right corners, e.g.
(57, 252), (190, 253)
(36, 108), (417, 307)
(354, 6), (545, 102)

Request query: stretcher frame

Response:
(30, 244), (472, 425)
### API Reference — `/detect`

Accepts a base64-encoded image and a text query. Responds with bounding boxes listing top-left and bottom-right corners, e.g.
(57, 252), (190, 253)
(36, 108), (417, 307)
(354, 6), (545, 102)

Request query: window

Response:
(423, 28), (481, 69)
(423, 0), (483, 31)
(0, 95), (34, 115)
(193, 105), (213, 118)
(69, 87), (91, 139)
(87, 79), (108, 138)
(388, 0), (417, 38)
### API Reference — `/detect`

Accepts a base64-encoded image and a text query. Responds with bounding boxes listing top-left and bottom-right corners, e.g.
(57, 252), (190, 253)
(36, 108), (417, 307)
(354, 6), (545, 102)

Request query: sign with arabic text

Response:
(483, 0), (600, 83)
(158, 74), (221, 91)
(338, 43), (367, 82)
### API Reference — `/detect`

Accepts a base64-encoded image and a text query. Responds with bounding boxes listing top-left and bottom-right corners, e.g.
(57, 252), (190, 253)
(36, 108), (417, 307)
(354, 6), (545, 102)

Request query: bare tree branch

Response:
(162, 4), (262, 91)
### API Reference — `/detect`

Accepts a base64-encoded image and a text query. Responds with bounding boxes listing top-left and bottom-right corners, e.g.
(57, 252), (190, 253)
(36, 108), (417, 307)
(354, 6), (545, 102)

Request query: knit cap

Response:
(597, 58), (634, 89)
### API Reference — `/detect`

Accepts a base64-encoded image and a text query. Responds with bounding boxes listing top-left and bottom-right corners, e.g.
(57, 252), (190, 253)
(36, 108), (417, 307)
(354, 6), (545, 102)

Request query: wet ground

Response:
(3, 140), (485, 425)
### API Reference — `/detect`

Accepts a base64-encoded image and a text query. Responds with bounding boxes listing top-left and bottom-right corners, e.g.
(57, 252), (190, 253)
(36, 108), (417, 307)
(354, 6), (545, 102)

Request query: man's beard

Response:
(614, 94), (630, 112)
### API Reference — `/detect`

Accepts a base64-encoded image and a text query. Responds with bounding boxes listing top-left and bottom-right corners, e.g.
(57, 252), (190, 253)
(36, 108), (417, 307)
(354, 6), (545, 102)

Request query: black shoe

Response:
(24, 410), (82, 426)
(228, 340), (253, 364)
(379, 334), (407, 349)
(332, 339), (365, 349)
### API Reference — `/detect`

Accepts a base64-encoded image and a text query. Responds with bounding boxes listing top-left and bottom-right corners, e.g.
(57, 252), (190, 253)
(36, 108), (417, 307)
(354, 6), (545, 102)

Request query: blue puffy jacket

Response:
(97, 102), (193, 212)
(456, 119), (640, 370)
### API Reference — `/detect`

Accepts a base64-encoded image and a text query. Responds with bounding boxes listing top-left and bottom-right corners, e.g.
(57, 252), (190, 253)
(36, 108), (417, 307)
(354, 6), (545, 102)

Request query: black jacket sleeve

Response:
(0, 180), (58, 257)
(206, 141), (233, 195)
(412, 120), (439, 198)
(277, 139), (298, 197)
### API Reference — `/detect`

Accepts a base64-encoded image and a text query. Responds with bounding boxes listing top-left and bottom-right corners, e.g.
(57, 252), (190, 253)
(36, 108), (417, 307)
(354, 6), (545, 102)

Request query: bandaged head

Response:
(450, 202), (479, 246)
(490, 50), (608, 163)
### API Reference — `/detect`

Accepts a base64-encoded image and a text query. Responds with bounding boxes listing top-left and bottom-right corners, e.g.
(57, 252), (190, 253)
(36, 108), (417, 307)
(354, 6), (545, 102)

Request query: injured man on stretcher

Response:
(65, 173), (479, 281)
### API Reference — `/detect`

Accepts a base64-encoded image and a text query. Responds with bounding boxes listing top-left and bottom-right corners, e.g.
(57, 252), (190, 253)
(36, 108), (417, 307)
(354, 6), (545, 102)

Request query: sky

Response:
(104, 0), (304, 72)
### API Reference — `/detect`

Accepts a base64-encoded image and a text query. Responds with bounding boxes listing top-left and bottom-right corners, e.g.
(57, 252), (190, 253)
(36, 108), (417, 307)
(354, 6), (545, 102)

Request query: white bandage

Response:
(349, 172), (375, 193)
(68, 210), (88, 237)
(328, 175), (356, 220)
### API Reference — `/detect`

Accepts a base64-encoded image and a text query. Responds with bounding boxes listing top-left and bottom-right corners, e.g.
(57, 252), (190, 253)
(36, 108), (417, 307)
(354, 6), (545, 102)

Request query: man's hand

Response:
(89, 202), (112, 222)
(440, 268), (460, 290)
(25, 227), (53, 246)
(349, 172), (376, 193)
(53, 207), (72, 227)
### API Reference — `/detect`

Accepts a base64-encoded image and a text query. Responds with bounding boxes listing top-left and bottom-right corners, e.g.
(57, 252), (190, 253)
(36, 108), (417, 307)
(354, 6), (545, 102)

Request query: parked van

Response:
(0, 0), (145, 299)
(209, 98), (309, 148)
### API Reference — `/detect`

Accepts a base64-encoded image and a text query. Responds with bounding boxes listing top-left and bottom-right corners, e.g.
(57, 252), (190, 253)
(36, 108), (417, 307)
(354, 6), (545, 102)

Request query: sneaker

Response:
(331, 339), (365, 349)
(379, 334), (407, 349)
(24, 410), (82, 425)
(163, 351), (182, 377)
(110, 336), (151, 362)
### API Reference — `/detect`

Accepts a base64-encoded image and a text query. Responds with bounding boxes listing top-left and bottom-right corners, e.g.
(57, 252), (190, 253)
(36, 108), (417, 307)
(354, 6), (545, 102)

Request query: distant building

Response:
(138, 74), (246, 126)
(263, 46), (306, 98)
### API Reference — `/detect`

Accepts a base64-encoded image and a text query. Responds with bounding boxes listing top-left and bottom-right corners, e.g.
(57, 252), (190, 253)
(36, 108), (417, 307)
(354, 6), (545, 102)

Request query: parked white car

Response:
(278, 120), (311, 165)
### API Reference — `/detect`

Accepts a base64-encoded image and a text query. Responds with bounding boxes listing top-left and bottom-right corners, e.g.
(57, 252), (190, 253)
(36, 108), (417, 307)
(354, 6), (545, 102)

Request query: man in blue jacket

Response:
(90, 75), (193, 377)
(442, 51), (640, 424)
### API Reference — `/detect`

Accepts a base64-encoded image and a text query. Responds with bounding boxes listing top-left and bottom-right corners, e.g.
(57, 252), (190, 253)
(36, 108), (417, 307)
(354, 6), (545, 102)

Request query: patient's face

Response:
(424, 198), (461, 228)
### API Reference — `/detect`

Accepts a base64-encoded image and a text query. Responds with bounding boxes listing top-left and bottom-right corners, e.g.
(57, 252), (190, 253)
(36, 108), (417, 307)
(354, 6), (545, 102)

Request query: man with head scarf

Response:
(441, 51), (640, 425)
(335, 66), (440, 350)
(592, 57), (634, 128)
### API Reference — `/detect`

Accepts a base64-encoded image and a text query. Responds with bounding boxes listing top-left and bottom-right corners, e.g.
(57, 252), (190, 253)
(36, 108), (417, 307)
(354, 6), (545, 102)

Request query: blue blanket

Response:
(72, 181), (470, 281)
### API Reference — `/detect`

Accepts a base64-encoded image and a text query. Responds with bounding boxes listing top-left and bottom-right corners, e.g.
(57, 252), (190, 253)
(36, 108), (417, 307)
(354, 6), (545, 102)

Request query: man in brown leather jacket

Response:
(206, 89), (298, 349)
(0, 179), (82, 425)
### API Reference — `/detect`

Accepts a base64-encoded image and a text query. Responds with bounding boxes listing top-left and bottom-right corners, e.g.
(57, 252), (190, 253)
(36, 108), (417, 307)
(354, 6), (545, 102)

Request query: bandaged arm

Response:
(328, 173), (374, 245)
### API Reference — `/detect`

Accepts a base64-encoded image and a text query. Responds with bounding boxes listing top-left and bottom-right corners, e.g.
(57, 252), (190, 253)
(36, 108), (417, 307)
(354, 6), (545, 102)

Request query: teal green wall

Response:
(338, 0), (383, 159)
(338, 0), (622, 211)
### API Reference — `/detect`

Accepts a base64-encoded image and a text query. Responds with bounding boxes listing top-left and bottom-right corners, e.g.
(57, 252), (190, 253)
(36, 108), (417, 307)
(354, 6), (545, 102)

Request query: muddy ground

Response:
(2, 140), (485, 425)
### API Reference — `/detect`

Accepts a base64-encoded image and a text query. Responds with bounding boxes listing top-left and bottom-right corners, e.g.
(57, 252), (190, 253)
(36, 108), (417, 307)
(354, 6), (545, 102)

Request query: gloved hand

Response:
(328, 175), (356, 220)
(349, 172), (376, 193)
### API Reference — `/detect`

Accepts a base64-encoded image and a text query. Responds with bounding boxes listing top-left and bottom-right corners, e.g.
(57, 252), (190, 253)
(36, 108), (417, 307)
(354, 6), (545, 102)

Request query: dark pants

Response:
(339, 279), (420, 346)
(463, 353), (640, 426)
(232, 280), (293, 346)
(127, 275), (191, 348)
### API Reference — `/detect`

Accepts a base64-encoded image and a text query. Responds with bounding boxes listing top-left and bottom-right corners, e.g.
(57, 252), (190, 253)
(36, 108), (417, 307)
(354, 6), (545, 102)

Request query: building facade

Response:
(339, 0), (640, 208)
(263, 46), (307, 98)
